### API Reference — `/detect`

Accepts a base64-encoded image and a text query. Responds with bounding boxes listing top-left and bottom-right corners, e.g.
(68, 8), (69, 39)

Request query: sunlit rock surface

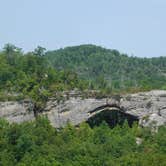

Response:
(0, 90), (166, 128)
(0, 101), (34, 123)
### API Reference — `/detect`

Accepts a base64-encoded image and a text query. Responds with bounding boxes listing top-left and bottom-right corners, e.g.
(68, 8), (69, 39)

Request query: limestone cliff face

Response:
(0, 90), (166, 128)
(120, 90), (166, 128)
(0, 100), (35, 123)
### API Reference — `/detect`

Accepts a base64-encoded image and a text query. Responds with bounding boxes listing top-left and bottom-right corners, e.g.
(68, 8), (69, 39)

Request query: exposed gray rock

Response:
(0, 90), (166, 128)
(0, 101), (35, 123)
(121, 90), (166, 127)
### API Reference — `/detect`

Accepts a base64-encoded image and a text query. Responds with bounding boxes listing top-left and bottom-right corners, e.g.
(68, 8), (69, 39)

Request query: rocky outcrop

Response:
(0, 90), (166, 128)
(0, 100), (35, 123)
(121, 90), (166, 128)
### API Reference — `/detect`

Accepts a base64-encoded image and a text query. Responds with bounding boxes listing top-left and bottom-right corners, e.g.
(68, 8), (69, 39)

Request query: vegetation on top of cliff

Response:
(1, 43), (166, 109)
(0, 44), (88, 111)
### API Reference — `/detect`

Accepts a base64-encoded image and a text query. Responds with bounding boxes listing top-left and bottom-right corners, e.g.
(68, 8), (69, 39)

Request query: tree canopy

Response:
(0, 117), (165, 166)
(46, 44), (166, 91)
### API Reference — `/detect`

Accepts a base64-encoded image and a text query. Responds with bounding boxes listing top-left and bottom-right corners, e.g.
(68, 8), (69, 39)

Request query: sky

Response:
(0, 0), (165, 57)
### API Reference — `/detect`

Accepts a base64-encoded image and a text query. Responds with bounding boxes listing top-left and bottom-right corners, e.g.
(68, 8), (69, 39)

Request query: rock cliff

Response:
(0, 90), (166, 128)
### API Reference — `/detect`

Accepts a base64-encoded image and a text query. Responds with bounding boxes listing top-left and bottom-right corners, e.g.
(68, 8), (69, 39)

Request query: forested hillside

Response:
(1, 43), (166, 108)
(1, 43), (166, 109)
(46, 44), (166, 91)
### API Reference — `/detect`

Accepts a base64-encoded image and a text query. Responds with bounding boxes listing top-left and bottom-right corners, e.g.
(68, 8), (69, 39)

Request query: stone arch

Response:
(86, 104), (139, 128)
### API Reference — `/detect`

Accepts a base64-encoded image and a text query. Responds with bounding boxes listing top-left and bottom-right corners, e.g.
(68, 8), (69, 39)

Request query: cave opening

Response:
(86, 109), (139, 128)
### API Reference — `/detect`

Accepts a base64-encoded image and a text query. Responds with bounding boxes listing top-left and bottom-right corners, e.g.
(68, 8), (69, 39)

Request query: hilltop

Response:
(46, 44), (166, 91)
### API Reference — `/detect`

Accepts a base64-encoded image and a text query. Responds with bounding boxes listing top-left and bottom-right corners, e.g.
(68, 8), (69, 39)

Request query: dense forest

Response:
(1, 43), (166, 102)
(0, 117), (166, 166)
(46, 44), (166, 91)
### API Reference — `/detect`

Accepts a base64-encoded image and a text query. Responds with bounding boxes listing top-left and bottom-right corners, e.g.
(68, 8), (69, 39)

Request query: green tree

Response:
(34, 46), (46, 56)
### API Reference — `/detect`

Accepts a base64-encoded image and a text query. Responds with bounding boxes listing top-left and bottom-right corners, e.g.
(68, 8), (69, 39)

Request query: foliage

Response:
(0, 44), (88, 111)
(46, 44), (166, 91)
(1, 43), (166, 102)
(0, 118), (165, 166)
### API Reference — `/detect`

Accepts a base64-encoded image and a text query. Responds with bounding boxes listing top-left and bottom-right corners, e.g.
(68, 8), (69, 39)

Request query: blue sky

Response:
(0, 0), (165, 57)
